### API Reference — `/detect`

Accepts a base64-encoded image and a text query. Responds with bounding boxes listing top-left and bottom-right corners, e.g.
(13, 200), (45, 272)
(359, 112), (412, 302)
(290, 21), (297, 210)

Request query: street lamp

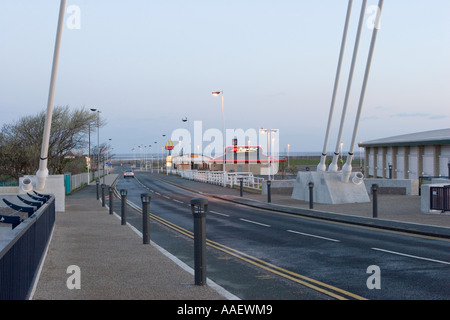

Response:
(154, 141), (158, 172)
(212, 91), (226, 187)
(287, 143), (290, 170)
(88, 121), (91, 180)
(107, 138), (112, 173)
(90, 108), (100, 181)
(260, 128), (278, 180)
(35, 0), (66, 192)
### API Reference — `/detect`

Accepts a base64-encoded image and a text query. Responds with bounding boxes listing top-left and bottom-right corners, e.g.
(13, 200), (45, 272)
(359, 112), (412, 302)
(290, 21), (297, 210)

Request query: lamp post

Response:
(260, 128), (278, 180)
(90, 108), (100, 181)
(36, 0), (66, 191)
(154, 141), (158, 172)
(88, 122), (91, 181)
(212, 91), (226, 187)
(287, 143), (290, 170)
(247, 139), (251, 173)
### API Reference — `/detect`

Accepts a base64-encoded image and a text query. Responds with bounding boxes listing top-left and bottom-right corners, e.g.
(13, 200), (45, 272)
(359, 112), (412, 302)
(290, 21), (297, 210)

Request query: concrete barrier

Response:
(363, 178), (419, 195)
(261, 179), (295, 195)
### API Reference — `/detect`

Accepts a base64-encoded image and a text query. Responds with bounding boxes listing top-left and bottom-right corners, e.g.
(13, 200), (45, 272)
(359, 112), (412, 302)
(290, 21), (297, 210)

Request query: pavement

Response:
(30, 174), (235, 300)
(30, 171), (450, 300)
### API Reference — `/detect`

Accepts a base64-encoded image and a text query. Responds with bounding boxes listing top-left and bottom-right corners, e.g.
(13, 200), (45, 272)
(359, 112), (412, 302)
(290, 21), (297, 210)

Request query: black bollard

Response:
(108, 186), (114, 215)
(101, 184), (106, 207)
(372, 184), (378, 218)
(448, 162), (450, 178)
(120, 189), (127, 225)
(239, 178), (243, 197)
(267, 180), (271, 203)
(96, 180), (100, 200)
(308, 182), (314, 209)
(141, 193), (151, 244)
(388, 164), (393, 179)
(190, 197), (208, 286)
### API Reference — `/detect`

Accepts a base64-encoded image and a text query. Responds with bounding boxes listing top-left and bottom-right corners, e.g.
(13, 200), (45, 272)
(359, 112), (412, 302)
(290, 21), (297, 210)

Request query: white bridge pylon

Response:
(294, 0), (384, 204)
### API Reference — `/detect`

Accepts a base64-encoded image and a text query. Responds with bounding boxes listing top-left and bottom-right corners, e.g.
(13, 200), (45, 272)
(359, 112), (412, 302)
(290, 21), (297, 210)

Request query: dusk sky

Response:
(1, 1), (449, 156)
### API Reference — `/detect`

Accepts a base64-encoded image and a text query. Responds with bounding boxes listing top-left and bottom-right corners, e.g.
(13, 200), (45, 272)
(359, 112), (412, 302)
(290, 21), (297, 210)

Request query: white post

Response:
(328, 0), (367, 173)
(342, 0), (384, 182)
(318, 0), (353, 172)
(36, 0), (66, 191)
(221, 93), (226, 187)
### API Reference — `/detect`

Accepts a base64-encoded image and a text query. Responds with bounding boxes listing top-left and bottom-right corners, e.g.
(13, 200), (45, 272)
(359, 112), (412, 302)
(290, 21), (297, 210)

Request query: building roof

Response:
(359, 128), (450, 148)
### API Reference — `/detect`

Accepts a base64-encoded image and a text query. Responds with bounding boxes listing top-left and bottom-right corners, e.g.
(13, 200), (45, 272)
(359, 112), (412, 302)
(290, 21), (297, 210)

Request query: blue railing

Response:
(0, 194), (55, 300)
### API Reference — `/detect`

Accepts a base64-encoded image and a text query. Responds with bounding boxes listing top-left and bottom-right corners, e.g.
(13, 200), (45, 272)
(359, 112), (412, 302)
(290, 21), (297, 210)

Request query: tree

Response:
(0, 106), (105, 179)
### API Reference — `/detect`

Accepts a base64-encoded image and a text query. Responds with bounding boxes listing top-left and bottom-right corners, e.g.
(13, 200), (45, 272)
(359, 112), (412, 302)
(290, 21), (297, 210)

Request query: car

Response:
(123, 169), (134, 178)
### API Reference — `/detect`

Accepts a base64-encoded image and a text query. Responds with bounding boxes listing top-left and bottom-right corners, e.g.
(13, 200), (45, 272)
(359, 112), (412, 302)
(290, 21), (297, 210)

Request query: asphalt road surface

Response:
(114, 168), (449, 300)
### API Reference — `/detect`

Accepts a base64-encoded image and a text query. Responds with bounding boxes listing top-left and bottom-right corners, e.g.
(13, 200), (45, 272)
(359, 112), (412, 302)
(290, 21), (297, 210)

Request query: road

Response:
(114, 169), (450, 300)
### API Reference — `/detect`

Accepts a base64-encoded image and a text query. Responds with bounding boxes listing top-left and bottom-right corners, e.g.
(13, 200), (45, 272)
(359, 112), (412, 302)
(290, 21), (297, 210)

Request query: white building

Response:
(359, 128), (450, 179)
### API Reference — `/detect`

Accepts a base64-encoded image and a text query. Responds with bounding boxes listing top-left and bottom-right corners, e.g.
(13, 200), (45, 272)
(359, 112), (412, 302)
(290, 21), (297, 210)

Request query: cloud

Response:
(390, 113), (448, 120)
(428, 114), (449, 120)
(361, 115), (379, 121)
(391, 112), (430, 118)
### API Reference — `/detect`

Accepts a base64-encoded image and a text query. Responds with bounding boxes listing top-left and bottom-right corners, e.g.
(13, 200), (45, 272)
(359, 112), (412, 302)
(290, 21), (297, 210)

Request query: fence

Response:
(430, 185), (450, 212)
(176, 170), (264, 190)
(0, 195), (55, 300)
(65, 170), (108, 194)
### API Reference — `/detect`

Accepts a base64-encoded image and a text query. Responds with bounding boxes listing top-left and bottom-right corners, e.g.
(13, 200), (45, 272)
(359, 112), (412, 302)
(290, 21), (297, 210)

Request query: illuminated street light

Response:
(212, 91), (226, 187)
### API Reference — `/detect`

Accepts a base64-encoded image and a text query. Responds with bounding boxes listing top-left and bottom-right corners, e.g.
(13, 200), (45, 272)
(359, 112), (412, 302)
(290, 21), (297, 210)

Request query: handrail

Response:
(176, 170), (263, 190)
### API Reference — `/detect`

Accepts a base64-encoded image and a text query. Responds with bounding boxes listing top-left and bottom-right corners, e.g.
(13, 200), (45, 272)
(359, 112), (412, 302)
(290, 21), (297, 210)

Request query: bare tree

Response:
(0, 106), (105, 179)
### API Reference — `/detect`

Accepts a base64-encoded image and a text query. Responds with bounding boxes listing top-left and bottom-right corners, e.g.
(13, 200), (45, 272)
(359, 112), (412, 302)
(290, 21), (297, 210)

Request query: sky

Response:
(0, 0), (449, 157)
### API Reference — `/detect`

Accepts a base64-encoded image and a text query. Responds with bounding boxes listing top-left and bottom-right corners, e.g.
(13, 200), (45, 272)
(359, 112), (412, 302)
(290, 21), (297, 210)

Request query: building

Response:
(208, 145), (286, 175)
(359, 128), (450, 180)
(171, 154), (211, 170)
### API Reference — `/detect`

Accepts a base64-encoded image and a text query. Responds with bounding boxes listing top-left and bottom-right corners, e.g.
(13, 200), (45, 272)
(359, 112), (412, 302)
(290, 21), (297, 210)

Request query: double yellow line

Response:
(112, 177), (366, 300)
(118, 202), (364, 299)
(154, 212), (367, 300)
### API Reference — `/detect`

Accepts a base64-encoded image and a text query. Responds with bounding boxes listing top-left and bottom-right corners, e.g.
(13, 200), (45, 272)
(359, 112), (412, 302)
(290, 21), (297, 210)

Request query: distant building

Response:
(359, 128), (450, 179)
(209, 145), (286, 175)
(171, 154), (212, 170)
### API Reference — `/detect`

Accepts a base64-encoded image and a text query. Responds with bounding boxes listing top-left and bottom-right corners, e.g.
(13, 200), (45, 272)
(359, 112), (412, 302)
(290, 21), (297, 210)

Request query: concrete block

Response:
(261, 179), (295, 195)
(364, 178), (419, 195)
(292, 171), (370, 204)
(19, 175), (65, 212)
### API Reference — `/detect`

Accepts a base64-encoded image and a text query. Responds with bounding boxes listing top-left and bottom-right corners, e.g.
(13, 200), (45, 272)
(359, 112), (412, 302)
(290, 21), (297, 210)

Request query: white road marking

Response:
(372, 247), (450, 265)
(240, 218), (270, 227)
(287, 229), (340, 242)
(210, 210), (230, 217)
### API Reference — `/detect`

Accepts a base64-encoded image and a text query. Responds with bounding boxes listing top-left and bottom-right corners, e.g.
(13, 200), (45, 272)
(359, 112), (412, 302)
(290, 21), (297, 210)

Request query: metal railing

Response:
(430, 185), (450, 212)
(0, 194), (55, 300)
(176, 170), (264, 190)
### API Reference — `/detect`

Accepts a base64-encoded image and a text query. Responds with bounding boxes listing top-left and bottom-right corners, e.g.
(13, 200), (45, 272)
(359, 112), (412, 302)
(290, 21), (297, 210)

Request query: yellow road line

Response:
(141, 175), (449, 242)
(123, 198), (366, 300)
